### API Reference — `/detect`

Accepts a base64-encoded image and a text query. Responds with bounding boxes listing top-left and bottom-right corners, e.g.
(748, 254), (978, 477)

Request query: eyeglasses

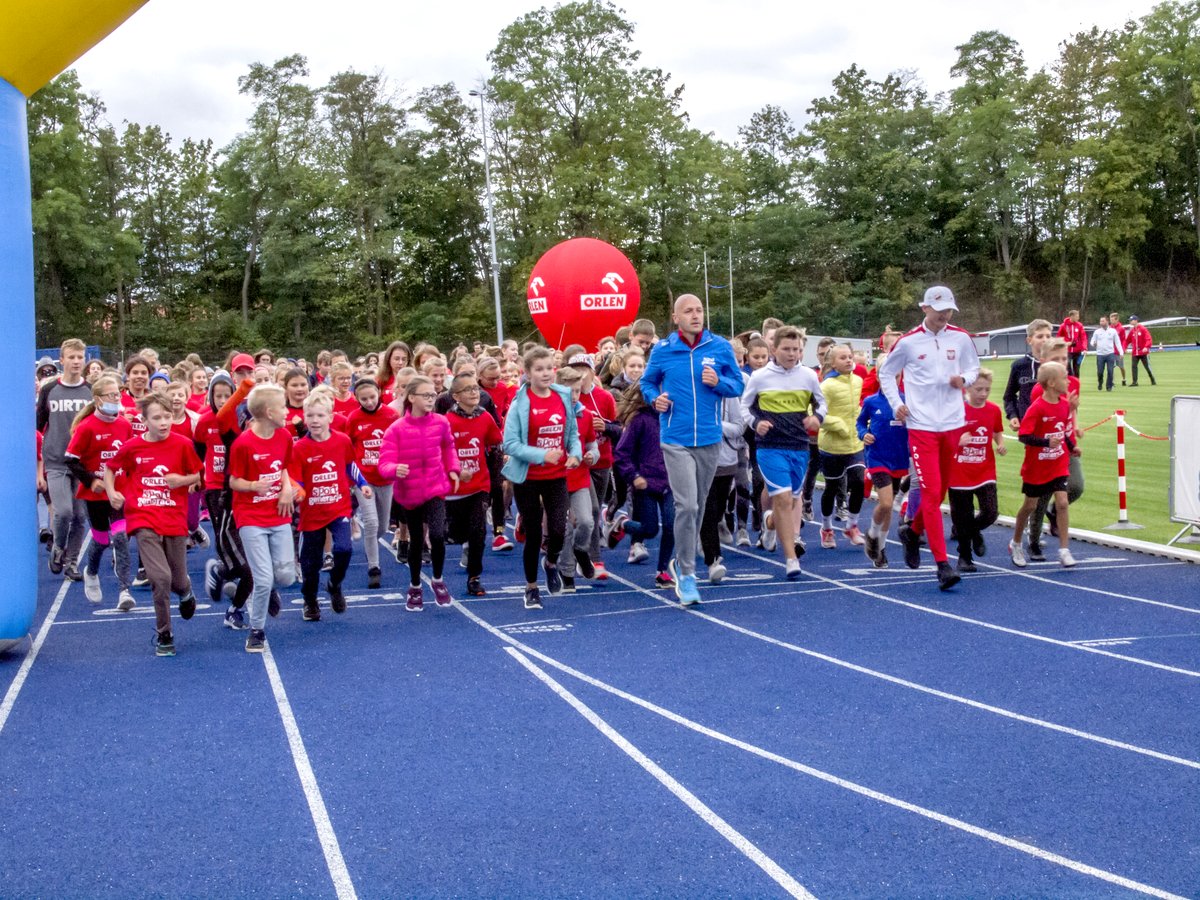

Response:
(97, 391), (121, 400)
(412, 392), (438, 400)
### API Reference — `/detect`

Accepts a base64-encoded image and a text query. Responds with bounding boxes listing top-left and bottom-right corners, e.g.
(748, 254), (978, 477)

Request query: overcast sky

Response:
(72, 0), (1160, 149)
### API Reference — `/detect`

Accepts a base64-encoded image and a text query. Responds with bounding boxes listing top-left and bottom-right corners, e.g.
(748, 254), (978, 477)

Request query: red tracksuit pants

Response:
(907, 428), (964, 563)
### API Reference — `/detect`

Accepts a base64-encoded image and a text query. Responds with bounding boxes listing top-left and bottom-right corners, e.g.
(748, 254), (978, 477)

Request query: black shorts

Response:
(820, 450), (865, 480)
(867, 468), (908, 490)
(1022, 476), (1069, 498)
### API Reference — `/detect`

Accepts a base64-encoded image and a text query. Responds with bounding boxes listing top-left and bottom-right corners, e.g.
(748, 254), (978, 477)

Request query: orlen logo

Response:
(528, 276), (547, 315)
(580, 271), (626, 311)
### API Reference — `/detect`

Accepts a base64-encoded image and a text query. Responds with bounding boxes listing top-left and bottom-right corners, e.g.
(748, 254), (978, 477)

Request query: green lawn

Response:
(978, 349), (1198, 545)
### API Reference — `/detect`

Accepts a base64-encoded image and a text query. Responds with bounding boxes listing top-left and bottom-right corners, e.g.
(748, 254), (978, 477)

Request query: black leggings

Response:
(402, 497), (446, 587)
(513, 477), (569, 584)
(948, 484), (998, 558)
(702, 473), (735, 565)
(447, 492), (487, 578)
(487, 449), (506, 533)
(820, 455), (864, 517)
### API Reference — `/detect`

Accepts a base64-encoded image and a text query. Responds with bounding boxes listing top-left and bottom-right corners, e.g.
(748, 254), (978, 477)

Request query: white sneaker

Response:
(83, 571), (102, 604)
(117, 590), (136, 611)
(1009, 540), (1027, 568)
(627, 542), (649, 564)
(1059, 547), (1077, 568)
(760, 512), (777, 552)
(735, 527), (751, 547)
(707, 560), (726, 584)
(785, 557), (802, 580)
(718, 522), (733, 545)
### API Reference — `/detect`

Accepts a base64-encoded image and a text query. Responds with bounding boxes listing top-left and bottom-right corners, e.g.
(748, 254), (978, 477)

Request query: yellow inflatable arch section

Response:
(1, 0), (150, 650)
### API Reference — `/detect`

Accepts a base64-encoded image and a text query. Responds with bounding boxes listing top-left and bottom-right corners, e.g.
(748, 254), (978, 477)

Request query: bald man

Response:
(639, 295), (744, 606)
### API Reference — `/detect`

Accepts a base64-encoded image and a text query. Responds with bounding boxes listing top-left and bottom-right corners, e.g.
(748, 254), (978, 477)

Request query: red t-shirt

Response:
(526, 391), (568, 481)
(194, 408), (227, 490)
(949, 401), (1003, 489)
(332, 394), (358, 419)
(578, 386), (617, 469)
(186, 393), (207, 413)
(379, 378), (396, 408)
(289, 432), (355, 531)
(107, 433), (201, 536)
(347, 405), (400, 486)
(568, 410), (597, 494)
(228, 427), (294, 528)
(66, 413), (133, 501)
(1031, 375), (1080, 438)
(1019, 395), (1072, 484)
(283, 404), (307, 440)
(170, 415), (195, 441)
(121, 392), (148, 437)
(446, 409), (502, 497)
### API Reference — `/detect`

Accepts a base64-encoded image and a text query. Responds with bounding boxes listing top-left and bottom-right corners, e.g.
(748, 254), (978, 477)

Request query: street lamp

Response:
(469, 86), (504, 345)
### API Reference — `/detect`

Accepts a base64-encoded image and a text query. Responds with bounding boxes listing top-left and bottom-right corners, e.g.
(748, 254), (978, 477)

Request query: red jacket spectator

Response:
(1127, 321), (1153, 356)
(1058, 317), (1088, 354)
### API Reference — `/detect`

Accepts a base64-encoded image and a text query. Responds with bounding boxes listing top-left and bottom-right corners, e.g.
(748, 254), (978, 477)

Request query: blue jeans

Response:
(627, 489), (676, 572)
(239, 524), (296, 630)
(1096, 353), (1117, 391)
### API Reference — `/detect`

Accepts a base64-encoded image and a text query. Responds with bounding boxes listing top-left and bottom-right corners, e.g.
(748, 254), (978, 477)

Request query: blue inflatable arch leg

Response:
(0, 76), (37, 652)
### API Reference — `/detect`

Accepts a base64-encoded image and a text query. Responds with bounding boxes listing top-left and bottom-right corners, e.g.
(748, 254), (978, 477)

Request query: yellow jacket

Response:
(818, 373), (864, 454)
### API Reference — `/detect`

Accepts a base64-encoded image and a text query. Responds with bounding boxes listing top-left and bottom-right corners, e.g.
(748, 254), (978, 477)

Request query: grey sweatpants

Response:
(558, 484), (597, 572)
(661, 442), (720, 577)
(47, 467), (87, 564)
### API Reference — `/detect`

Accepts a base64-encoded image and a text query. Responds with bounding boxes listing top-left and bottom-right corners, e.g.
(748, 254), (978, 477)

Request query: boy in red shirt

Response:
(346, 378), (399, 589)
(1010, 362), (1079, 569)
(947, 369), (1006, 573)
(104, 392), (203, 656)
(289, 393), (367, 622)
(227, 383), (296, 652)
(1026, 338), (1085, 560)
(445, 373), (502, 597)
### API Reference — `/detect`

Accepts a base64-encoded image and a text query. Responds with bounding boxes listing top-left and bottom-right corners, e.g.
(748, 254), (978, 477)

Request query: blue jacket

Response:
(501, 383), (582, 484)
(639, 330), (744, 447)
(856, 391), (909, 473)
(613, 407), (670, 495)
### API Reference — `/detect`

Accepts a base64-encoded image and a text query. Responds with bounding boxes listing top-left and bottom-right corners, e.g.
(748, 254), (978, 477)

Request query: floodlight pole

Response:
(470, 87), (504, 345)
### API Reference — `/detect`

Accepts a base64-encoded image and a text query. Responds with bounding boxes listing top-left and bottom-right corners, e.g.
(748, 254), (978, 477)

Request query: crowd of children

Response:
(36, 286), (1097, 657)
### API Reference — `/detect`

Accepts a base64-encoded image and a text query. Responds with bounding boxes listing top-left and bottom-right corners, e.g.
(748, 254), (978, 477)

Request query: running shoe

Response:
(655, 570), (675, 589)
(972, 533), (986, 558)
(802, 502), (814, 523)
(245, 629), (266, 653)
(718, 522), (733, 545)
(64, 563), (82, 582)
(406, 586), (424, 611)
(794, 538), (806, 558)
(707, 560), (726, 584)
(785, 558), (802, 580)
(820, 528), (837, 549)
(1009, 540), (1027, 568)
(873, 548), (889, 569)
(467, 576), (486, 597)
(303, 598), (321, 621)
(224, 605), (248, 629)
(1058, 547), (1077, 568)
(431, 579), (452, 607)
(667, 559), (681, 599)
(1027, 541), (1046, 562)
(84, 571), (102, 604)
(900, 524), (922, 569)
(627, 542), (649, 564)
(561, 574), (576, 594)
(678, 575), (701, 607)
(574, 550), (595, 579)
(543, 558), (563, 595)
(834, 501), (848, 523)
(514, 516), (525, 544)
(117, 590), (136, 612)
(204, 559), (225, 604)
(936, 560), (961, 591)
(367, 567), (381, 590)
(956, 557), (978, 574)
(760, 512), (777, 552)
(863, 531), (881, 562)
(155, 631), (176, 657)
(49, 546), (65, 575)
(268, 589), (282, 618)
(492, 533), (514, 552)
(524, 585), (543, 610)
(843, 525), (865, 546)
(735, 527), (751, 547)
(321, 553), (334, 572)
(190, 527), (210, 549)
(132, 567), (149, 587)
(178, 592), (197, 620)
(603, 511), (628, 548)
(593, 560), (608, 580)
(394, 538), (409, 564)
(329, 581), (347, 613)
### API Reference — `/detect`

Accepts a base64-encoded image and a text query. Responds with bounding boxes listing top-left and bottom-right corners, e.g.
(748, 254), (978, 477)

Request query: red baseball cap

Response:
(230, 352), (255, 372)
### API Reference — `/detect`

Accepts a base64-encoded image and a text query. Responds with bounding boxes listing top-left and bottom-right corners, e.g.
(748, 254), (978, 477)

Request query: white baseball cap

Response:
(921, 285), (958, 312)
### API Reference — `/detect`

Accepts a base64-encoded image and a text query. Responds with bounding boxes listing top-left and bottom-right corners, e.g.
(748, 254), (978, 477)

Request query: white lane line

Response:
(260, 643), (358, 900)
(604, 571), (1200, 770)
(504, 647), (816, 900)
(0, 540), (90, 739)
(457, 606), (1187, 900)
(721, 545), (1200, 679)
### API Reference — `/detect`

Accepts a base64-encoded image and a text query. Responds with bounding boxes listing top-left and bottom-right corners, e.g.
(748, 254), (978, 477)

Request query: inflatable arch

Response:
(1, 1), (150, 651)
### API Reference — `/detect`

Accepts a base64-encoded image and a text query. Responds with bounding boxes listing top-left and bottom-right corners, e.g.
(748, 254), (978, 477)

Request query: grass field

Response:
(977, 348), (1197, 545)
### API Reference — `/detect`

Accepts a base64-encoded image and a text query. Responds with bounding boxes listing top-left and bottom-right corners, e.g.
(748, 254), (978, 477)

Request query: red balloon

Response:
(526, 238), (641, 351)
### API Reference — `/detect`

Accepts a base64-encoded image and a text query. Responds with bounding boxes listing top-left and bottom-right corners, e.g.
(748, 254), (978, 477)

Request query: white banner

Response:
(1170, 396), (1200, 526)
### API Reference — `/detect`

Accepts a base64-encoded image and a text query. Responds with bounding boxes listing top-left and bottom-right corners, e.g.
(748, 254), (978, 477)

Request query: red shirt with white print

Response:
(579, 385), (617, 469)
(66, 413), (133, 501)
(526, 391), (568, 481)
(228, 427), (294, 528)
(107, 432), (201, 535)
(347, 404), (400, 486)
(1031, 375), (1080, 439)
(121, 392), (148, 436)
(446, 408), (502, 497)
(567, 410), (597, 493)
(949, 400), (1003, 490)
(194, 408), (227, 490)
(289, 432), (356, 531)
(1019, 395), (1072, 484)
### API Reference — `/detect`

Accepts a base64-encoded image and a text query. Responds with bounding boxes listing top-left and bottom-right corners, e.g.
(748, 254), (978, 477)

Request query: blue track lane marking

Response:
(456, 602), (1189, 900)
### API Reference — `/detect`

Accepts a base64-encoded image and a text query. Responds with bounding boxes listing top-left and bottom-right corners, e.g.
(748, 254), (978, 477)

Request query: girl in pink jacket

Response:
(378, 376), (461, 611)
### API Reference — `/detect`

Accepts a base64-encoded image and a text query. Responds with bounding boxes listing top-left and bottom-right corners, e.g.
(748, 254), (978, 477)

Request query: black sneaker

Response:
(395, 539), (409, 564)
(524, 586), (543, 610)
(245, 629), (266, 653)
(178, 592), (197, 620)
(39, 529), (53, 547)
(328, 582), (346, 614)
(543, 558), (563, 595)
(794, 539), (807, 559)
(899, 524), (922, 569)
(1027, 541), (1047, 562)
(155, 631), (176, 657)
(48, 546), (65, 574)
(573, 549), (595, 579)
(367, 567), (381, 589)
(936, 560), (961, 591)
(863, 531), (881, 562)
(268, 590), (282, 618)
(204, 559), (225, 604)
(132, 567), (150, 588)
(972, 533), (986, 558)
(956, 556), (977, 574)
(467, 576), (486, 597)
(303, 598), (321, 621)
(873, 547), (889, 569)
(64, 563), (83, 582)
(561, 575), (576, 594)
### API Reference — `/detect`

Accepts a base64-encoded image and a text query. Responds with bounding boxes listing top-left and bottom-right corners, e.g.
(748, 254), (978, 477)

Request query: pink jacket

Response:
(378, 413), (460, 508)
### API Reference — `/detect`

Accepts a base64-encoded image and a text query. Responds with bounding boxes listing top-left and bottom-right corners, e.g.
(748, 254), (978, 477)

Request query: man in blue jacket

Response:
(640, 294), (744, 605)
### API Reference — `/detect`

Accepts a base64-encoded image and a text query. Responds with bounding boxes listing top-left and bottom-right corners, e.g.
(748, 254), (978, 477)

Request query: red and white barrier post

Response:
(1106, 409), (1143, 530)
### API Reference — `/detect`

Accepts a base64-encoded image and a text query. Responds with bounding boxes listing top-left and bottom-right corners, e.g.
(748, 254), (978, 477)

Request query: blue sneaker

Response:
(678, 575), (701, 607)
(223, 606), (248, 630)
